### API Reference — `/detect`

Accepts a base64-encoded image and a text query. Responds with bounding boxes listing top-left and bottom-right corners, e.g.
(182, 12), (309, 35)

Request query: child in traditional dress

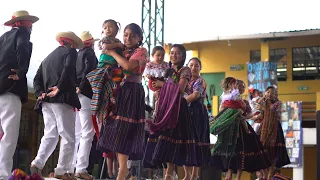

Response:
(249, 88), (263, 117)
(144, 46), (169, 116)
(88, 20), (126, 178)
(211, 78), (271, 180)
(99, 19), (127, 79)
(220, 77), (249, 133)
(98, 19), (123, 69)
(249, 88), (264, 132)
(87, 19), (125, 122)
(98, 19), (125, 104)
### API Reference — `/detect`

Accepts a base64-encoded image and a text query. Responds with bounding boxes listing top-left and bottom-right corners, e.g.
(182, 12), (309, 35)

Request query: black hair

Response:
(266, 86), (276, 92)
(151, 46), (165, 56)
(165, 44), (186, 78)
(221, 77), (237, 92)
(124, 23), (143, 47)
(102, 19), (121, 35)
(187, 57), (202, 69)
(249, 89), (259, 99)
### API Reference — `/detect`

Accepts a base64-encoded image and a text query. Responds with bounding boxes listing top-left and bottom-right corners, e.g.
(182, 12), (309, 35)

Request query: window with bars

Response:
(249, 49), (287, 81)
(270, 49), (287, 81)
(250, 50), (261, 63)
(292, 46), (320, 80)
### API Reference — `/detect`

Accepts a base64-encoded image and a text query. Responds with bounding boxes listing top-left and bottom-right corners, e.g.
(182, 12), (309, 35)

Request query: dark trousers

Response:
(87, 135), (104, 177)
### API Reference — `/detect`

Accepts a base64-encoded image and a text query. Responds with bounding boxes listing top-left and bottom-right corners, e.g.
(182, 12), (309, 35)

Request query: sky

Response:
(0, 0), (319, 89)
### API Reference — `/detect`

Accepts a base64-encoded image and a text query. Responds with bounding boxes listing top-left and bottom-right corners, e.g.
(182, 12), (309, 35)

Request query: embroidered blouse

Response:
(100, 36), (121, 45)
(144, 61), (170, 78)
(123, 47), (149, 75)
(220, 89), (242, 104)
(168, 66), (191, 93)
(188, 77), (207, 98)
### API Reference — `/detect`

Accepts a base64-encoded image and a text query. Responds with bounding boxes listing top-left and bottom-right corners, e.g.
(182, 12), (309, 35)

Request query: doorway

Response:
(201, 72), (226, 102)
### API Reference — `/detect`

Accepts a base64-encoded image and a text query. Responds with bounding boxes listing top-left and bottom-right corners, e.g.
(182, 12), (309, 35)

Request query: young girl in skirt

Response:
(257, 86), (290, 179)
(144, 44), (206, 180)
(249, 88), (264, 132)
(97, 23), (148, 180)
(210, 78), (271, 180)
(143, 46), (169, 117)
(183, 57), (211, 180)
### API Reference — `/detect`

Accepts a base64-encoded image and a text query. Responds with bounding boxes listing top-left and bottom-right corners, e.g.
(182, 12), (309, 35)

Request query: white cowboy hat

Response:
(80, 31), (99, 43)
(56, 31), (84, 49)
(4, 10), (39, 26)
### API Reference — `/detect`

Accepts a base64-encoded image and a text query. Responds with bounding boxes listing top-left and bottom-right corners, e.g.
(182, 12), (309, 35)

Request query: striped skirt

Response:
(86, 67), (115, 121)
(144, 98), (206, 167)
(97, 82), (145, 160)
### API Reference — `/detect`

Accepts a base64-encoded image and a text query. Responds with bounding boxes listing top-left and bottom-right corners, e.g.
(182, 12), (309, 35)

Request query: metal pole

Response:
(100, 158), (106, 179)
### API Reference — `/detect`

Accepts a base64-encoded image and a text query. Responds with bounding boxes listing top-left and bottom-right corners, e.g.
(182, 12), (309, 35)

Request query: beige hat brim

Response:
(56, 32), (84, 49)
(4, 15), (39, 26)
(83, 38), (100, 43)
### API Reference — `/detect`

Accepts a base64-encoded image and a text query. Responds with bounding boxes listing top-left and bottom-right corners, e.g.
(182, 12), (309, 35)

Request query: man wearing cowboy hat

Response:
(0, 10), (38, 180)
(72, 31), (98, 179)
(31, 31), (83, 180)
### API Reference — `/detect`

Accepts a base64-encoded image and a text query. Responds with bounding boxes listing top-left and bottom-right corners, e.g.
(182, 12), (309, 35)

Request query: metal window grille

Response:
(292, 46), (320, 80)
(270, 48), (287, 81)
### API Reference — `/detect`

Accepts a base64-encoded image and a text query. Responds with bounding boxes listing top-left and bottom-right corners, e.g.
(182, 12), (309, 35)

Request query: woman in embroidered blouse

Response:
(210, 79), (271, 180)
(184, 57), (211, 180)
(257, 86), (290, 179)
(144, 44), (205, 180)
(97, 23), (148, 180)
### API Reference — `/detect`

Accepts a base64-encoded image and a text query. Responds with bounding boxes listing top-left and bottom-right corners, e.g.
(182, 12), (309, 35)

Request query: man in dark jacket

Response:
(0, 10), (38, 180)
(30, 31), (83, 179)
(72, 31), (98, 179)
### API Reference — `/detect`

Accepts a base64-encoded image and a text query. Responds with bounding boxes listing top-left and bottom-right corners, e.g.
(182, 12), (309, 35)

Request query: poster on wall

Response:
(247, 61), (278, 94)
(281, 101), (303, 167)
(247, 61), (278, 126)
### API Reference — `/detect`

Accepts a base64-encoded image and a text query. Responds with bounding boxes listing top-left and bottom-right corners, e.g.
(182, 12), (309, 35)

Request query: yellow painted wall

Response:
(182, 35), (320, 179)
(183, 35), (320, 101)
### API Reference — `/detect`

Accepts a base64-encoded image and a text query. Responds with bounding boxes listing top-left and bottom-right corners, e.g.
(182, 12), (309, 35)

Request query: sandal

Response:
(108, 172), (116, 179)
(54, 173), (77, 180)
(75, 172), (94, 180)
(125, 172), (136, 180)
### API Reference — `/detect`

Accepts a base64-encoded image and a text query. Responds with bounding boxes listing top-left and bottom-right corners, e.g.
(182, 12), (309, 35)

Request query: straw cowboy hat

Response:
(56, 31), (84, 49)
(80, 31), (99, 43)
(4, 10), (39, 26)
